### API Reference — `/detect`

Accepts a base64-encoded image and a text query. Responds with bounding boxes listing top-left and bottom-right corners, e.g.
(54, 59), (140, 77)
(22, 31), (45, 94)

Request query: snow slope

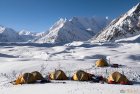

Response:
(94, 3), (140, 42)
(0, 42), (140, 94)
(116, 34), (140, 43)
(35, 17), (110, 43)
(1, 82), (140, 94)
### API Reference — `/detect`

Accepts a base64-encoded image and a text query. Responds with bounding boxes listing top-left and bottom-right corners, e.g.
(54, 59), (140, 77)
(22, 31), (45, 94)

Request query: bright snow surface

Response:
(0, 42), (140, 94)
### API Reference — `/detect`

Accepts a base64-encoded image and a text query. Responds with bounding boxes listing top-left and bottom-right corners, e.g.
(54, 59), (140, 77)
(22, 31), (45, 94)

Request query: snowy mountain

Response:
(93, 3), (140, 42)
(35, 17), (110, 43)
(31, 32), (49, 42)
(19, 30), (35, 36)
(18, 30), (37, 42)
(0, 26), (24, 42)
(0, 26), (42, 42)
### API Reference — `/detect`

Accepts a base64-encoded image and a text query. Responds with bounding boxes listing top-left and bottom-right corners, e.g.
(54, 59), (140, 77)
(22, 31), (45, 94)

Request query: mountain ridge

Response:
(35, 17), (110, 43)
(93, 3), (140, 42)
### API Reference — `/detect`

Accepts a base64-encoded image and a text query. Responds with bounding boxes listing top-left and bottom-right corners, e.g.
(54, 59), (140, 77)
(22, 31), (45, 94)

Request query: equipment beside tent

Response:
(95, 58), (108, 67)
(111, 64), (119, 68)
(49, 70), (68, 80)
(91, 76), (103, 82)
(107, 72), (129, 84)
(72, 70), (93, 81)
(31, 71), (44, 80)
(15, 73), (36, 85)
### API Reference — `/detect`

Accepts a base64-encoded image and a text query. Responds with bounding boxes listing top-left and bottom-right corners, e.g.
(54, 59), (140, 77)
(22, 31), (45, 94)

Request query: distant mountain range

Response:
(0, 17), (110, 43)
(0, 26), (46, 42)
(1, 3), (140, 43)
(35, 17), (110, 43)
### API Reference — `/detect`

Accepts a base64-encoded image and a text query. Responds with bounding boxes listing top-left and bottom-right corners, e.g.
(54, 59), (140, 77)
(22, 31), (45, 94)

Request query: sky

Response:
(0, 0), (140, 32)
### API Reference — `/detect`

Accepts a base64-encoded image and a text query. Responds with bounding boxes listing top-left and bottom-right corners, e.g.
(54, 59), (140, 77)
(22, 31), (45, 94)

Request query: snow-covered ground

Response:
(0, 42), (140, 94)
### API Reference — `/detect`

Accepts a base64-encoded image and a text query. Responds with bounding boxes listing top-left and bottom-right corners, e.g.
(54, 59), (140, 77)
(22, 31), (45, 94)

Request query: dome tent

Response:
(49, 70), (68, 80)
(31, 71), (44, 81)
(72, 70), (93, 81)
(95, 58), (108, 67)
(108, 71), (129, 84)
(15, 73), (36, 85)
(13, 71), (47, 85)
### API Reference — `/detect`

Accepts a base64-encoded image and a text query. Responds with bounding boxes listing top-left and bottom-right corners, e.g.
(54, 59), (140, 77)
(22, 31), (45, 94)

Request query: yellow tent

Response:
(72, 70), (93, 81)
(49, 70), (68, 80)
(95, 58), (108, 67)
(15, 73), (36, 85)
(108, 72), (129, 84)
(31, 71), (44, 80)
